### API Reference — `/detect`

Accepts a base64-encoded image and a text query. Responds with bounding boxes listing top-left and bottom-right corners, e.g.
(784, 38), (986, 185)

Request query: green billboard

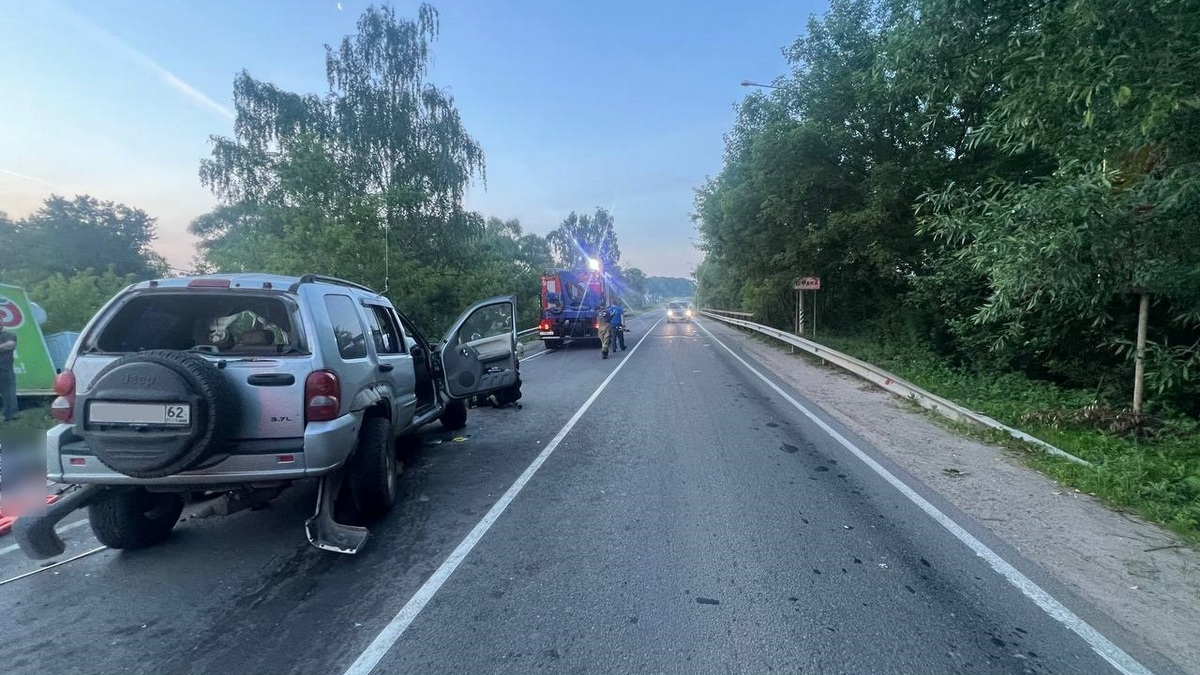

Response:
(0, 283), (57, 395)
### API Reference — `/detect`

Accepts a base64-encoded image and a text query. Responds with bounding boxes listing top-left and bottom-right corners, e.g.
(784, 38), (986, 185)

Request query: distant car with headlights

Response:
(666, 301), (693, 323)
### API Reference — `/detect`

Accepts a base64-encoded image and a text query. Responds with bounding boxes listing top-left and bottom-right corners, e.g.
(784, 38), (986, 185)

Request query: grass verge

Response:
(1, 399), (54, 434)
(810, 334), (1200, 544)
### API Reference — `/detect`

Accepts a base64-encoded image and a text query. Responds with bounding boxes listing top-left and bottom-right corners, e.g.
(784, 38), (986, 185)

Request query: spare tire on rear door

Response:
(78, 350), (240, 479)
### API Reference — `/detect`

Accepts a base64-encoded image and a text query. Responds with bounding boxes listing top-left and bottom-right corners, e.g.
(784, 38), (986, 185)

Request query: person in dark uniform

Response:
(607, 303), (626, 352)
(0, 327), (18, 421)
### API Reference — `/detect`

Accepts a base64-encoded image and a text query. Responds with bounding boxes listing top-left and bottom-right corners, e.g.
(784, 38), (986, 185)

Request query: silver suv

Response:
(15, 273), (521, 557)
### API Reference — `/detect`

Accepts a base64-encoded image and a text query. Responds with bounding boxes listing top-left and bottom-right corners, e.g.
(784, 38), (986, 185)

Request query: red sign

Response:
(0, 296), (24, 328)
(794, 277), (821, 291)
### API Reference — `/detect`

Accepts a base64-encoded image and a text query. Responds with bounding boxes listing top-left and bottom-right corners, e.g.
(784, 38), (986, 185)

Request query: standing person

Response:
(597, 303), (613, 359)
(608, 303), (626, 352)
(0, 326), (18, 422)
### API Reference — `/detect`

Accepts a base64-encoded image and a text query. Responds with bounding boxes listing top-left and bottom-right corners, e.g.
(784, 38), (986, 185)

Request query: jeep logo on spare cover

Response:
(119, 372), (158, 388)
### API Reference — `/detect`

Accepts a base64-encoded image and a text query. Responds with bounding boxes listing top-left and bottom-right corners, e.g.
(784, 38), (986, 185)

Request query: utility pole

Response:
(1132, 293), (1150, 417)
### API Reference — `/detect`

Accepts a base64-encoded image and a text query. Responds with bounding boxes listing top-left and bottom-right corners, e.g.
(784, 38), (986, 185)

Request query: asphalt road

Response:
(0, 310), (1176, 675)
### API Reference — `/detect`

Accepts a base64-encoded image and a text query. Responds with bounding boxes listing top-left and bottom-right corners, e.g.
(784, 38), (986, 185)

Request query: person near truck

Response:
(598, 303), (613, 359)
(0, 327), (18, 421)
(607, 304), (626, 352)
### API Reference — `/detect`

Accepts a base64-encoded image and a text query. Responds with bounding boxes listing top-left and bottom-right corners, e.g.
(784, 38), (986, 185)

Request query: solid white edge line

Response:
(0, 518), (91, 558)
(342, 315), (666, 675)
(695, 319), (1153, 675)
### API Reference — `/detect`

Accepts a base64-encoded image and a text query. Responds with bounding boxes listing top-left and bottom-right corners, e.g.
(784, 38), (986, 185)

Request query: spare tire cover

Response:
(78, 350), (240, 479)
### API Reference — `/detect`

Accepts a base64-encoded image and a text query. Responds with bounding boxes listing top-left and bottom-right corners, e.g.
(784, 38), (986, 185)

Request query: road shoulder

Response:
(704, 319), (1200, 673)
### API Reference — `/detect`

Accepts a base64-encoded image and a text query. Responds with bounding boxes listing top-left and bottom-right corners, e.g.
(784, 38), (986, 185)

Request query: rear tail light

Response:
(304, 370), (341, 422)
(50, 370), (76, 423)
(538, 320), (552, 331)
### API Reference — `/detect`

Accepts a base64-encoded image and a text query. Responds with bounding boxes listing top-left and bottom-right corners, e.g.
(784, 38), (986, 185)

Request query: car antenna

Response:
(382, 221), (390, 295)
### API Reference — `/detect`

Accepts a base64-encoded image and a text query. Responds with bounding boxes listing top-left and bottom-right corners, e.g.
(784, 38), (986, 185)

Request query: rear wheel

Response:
(440, 399), (468, 430)
(88, 488), (184, 550)
(347, 417), (398, 521)
(543, 338), (562, 351)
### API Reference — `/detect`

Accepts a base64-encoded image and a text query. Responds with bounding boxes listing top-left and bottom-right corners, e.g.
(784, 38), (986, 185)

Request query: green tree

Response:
(463, 217), (552, 328)
(694, 0), (1200, 413)
(694, 0), (959, 331)
(645, 276), (696, 302)
(0, 195), (167, 285)
(918, 0), (1200, 409)
(28, 268), (139, 334)
(195, 4), (484, 280)
(619, 267), (648, 307)
(191, 4), (547, 333)
(546, 208), (621, 270)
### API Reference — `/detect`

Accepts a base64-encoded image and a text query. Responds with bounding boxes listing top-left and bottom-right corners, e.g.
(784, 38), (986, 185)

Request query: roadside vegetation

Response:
(695, 0), (1200, 541)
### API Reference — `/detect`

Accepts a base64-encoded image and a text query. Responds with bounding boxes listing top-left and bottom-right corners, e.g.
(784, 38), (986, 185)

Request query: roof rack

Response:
(288, 274), (377, 294)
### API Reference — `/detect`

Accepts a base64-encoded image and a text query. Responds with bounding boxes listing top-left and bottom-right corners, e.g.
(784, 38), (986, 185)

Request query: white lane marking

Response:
(696, 320), (1152, 675)
(0, 518), (91, 558)
(0, 545), (108, 586)
(343, 315), (666, 675)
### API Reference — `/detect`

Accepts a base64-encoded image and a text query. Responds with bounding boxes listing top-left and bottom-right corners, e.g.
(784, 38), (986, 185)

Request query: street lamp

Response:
(740, 80), (780, 89)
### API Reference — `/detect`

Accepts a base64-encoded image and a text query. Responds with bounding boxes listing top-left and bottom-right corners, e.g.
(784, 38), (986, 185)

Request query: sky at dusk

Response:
(1, 0), (826, 277)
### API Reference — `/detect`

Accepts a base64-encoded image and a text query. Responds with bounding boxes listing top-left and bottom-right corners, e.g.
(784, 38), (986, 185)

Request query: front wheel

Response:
(88, 488), (184, 550)
(440, 399), (468, 430)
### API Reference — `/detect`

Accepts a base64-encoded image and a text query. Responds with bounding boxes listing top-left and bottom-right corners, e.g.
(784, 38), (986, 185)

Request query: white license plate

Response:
(89, 402), (191, 426)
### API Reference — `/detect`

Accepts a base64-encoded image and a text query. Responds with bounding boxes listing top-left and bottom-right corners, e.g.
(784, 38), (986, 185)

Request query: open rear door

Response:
(438, 296), (518, 400)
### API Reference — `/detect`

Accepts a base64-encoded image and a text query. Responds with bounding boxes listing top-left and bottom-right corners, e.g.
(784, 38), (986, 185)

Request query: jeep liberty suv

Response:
(15, 273), (521, 557)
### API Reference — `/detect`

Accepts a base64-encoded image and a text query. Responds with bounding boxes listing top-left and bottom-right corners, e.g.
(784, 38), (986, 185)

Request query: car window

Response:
(366, 304), (404, 354)
(458, 304), (512, 345)
(394, 312), (424, 353)
(324, 295), (367, 360)
(92, 292), (299, 355)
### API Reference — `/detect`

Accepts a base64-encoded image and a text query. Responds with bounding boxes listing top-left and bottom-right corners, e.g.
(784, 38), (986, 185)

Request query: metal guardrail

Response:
(700, 311), (1091, 467)
(516, 327), (540, 355)
(704, 309), (755, 318)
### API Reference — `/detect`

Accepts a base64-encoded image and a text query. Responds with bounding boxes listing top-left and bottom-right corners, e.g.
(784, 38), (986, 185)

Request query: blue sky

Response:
(0, 0), (826, 278)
